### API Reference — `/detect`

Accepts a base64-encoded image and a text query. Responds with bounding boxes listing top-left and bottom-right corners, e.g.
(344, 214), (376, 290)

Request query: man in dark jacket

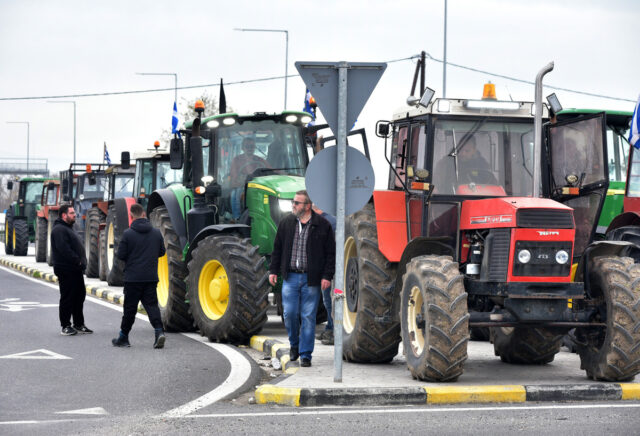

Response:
(51, 204), (91, 336)
(269, 190), (335, 367)
(111, 203), (166, 348)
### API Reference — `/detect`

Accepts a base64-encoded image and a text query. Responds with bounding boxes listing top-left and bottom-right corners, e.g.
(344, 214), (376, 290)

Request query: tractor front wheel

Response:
(490, 327), (566, 364)
(85, 207), (104, 278)
(104, 205), (125, 286)
(13, 218), (29, 256)
(46, 211), (57, 265)
(4, 211), (13, 255)
(187, 234), (269, 343)
(35, 217), (47, 262)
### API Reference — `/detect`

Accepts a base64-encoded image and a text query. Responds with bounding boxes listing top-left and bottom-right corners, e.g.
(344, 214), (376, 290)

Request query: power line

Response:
(0, 54), (634, 103)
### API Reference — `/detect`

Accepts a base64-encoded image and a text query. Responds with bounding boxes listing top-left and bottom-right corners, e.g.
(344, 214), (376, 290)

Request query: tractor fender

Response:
(148, 189), (188, 250)
(574, 240), (640, 283)
(185, 224), (251, 263)
(605, 211), (640, 235)
(111, 198), (133, 233)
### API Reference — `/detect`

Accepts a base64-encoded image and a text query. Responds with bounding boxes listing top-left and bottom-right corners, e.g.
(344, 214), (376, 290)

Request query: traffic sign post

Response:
(296, 61), (385, 382)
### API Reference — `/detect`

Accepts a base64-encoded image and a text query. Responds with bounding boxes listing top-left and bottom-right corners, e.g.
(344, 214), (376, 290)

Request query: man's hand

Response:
(321, 279), (331, 291)
(269, 274), (278, 286)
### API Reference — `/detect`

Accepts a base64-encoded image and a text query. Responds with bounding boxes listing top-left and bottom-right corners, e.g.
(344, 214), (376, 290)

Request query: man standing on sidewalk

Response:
(111, 203), (166, 348)
(269, 190), (335, 367)
(50, 204), (92, 336)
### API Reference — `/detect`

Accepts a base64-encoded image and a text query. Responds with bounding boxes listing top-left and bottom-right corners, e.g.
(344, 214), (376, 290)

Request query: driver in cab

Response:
(436, 135), (494, 193)
(230, 137), (269, 188)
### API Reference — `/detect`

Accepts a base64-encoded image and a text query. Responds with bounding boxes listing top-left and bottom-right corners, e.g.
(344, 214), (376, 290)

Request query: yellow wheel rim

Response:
(199, 259), (229, 320)
(12, 228), (16, 249)
(407, 285), (425, 355)
(157, 253), (169, 307)
(107, 223), (114, 269)
(343, 236), (357, 334)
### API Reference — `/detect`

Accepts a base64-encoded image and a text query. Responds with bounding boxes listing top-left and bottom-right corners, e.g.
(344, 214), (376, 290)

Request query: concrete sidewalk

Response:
(3, 244), (640, 408)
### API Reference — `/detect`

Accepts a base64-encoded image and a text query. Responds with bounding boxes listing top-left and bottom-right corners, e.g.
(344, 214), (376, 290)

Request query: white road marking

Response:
(0, 418), (92, 425)
(0, 349), (71, 359)
(158, 333), (253, 418)
(56, 407), (108, 415)
(176, 402), (640, 419)
(0, 264), (255, 417)
(0, 298), (58, 312)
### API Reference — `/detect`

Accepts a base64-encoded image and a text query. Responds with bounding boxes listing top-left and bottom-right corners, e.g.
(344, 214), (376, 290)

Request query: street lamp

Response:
(136, 72), (178, 104)
(234, 28), (289, 110)
(443, 0), (448, 98)
(6, 121), (30, 173)
(47, 100), (76, 165)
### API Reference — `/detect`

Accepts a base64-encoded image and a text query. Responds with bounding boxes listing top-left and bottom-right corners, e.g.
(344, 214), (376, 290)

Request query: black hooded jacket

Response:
(51, 217), (86, 272)
(116, 218), (166, 282)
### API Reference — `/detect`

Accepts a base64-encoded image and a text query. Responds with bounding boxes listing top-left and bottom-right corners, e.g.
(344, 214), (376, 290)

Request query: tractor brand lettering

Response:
(537, 254), (549, 259)
(537, 231), (560, 236)
(470, 215), (512, 225)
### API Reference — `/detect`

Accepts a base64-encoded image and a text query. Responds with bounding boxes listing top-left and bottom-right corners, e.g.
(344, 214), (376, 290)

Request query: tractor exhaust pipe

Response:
(533, 61), (554, 198)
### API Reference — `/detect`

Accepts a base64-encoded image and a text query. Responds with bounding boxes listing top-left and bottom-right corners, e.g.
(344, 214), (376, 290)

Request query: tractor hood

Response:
(248, 174), (305, 198)
(460, 197), (573, 230)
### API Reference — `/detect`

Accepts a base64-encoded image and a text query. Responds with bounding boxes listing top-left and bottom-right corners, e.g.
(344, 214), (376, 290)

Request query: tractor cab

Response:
(60, 163), (108, 241)
(132, 149), (182, 210)
(4, 177), (47, 256)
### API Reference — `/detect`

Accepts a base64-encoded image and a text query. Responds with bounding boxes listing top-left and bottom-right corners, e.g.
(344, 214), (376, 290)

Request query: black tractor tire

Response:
(46, 211), (57, 266)
(84, 207), (104, 278)
(575, 256), (640, 381)
(104, 205), (125, 286)
(13, 218), (29, 256)
(343, 203), (400, 363)
(490, 327), (566, 364)
(149, 206), (193, 331)
(35, 217), (47, 262)
(401, 255), (469, 381)
(4, 210), (13, 255)
(187, 234), (269, 343)
(99, 228), (107, 281)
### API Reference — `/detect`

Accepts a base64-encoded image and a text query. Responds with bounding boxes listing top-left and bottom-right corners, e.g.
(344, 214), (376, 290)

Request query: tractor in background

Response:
(4, 177), (47, 256)
(34, 179), (62, 263)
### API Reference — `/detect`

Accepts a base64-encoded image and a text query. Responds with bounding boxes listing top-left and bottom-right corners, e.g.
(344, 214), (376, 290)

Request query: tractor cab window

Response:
(113, 174), (134, 199)
(431, 119), (535, 197)
(627, 148), (640, 197)
(135, 159), (154, 198)
(606, 125), (629, 183)
(156, 161), (182, 189)
(389, 125), (409, 189)
(46, 187), (57, 206)
(24, 182), (42, 203)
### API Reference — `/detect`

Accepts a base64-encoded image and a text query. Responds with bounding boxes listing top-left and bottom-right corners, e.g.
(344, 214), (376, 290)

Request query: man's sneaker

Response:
(321, 330), (334, 345)
(316, 330), (331, 341)
(300, 358), (312, 367)
(154, 331), (166, 349)
(112, 335), (131, 347)
(315, 331), (325, 340)
(61, 326), (77, 336)
(289, 346), (299, 361)
(74, 325), (93, 334)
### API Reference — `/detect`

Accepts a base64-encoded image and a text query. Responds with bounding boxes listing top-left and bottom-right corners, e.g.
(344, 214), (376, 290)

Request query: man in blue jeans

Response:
(269, 190), (335, 367)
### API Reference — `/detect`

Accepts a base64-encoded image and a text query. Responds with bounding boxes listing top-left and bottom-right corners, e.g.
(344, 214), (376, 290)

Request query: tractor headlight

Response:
(300, 115), (312, 124)
(207, 120), (220, 128)
(285, 115), (298, 123)
(278, 199), (292, 212)
(518, 249), (531, 264)
(555, 250), (569, 264)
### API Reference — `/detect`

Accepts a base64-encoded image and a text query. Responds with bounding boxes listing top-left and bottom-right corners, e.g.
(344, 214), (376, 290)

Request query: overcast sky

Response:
(1, 0), (638, 185)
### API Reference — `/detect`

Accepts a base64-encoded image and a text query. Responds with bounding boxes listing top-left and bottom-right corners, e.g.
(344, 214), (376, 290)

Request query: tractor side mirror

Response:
(376, 121), (391, 138)
(121, 151), (131, 170)
(170, 137), (184, 169)
(48, 181), (55, 190)
(7, 181), (13, 190)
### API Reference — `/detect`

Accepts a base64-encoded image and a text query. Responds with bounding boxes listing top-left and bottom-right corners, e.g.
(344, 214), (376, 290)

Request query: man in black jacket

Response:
(269, 190), (335, 367)
(112, 203), (167, 348)
(51, 204), (91, 336)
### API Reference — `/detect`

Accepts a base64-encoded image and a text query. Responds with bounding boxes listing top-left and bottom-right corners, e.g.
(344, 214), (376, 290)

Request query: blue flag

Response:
(172, 101), (179, 134)
(303, 89), (315, 120)
(631, 94), (640, 149)
(104, 146), (111, 165)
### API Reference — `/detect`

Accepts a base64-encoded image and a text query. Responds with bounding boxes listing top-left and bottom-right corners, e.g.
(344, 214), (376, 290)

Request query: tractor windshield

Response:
(25, 182), (43, 203)
(156, 161), (182, 189)
(113, 174), (134, 199)
(431, 118), (535, 197)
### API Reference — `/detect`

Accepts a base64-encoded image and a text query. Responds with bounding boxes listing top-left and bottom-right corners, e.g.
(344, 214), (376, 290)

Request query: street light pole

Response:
(136, 72), (178, 104)
(234, 28), (289, 110)
(48, 100), (76, 165)
(443, 0), (448, 98)
(6, 121), (30, 173)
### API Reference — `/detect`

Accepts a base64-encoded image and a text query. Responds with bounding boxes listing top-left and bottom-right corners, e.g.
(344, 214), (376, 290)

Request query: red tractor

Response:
(342, 73), (640, 381)
(34, 179), (62, 264)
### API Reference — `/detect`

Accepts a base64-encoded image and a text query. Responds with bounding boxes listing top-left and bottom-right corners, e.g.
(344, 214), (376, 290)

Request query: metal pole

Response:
(26, 122), (29, 173)
(533, 62), (554, 198)
(443, 0), (448, 98)
(135, 72), (178, 113)
(72, 101), (76, 165)
(333, 62), (348, 383)
(284, 30), (289, 110)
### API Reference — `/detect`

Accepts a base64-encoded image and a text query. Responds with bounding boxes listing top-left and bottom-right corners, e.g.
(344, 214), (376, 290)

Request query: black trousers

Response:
(54, 267), (86, 328)
(120, 281), (163, 334)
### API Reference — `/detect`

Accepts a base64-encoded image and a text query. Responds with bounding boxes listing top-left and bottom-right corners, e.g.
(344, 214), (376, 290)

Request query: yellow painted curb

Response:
(425, 385), (526, 404)
(620, 383), (640, 400)
(250, 335), (268, 352)
(284, 366), (299, 375)
(255, 385), (301, 406)
(270, 343), (288, 357)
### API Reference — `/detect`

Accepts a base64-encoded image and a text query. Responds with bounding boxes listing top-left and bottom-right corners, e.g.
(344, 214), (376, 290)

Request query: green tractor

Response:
(4, 177), (47, 256)
(147, 106), (316, 342)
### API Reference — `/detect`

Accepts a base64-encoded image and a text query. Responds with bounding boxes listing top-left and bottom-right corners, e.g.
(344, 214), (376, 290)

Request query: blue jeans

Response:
(282, 272), (321, 360)
(322, 287), (333, 331)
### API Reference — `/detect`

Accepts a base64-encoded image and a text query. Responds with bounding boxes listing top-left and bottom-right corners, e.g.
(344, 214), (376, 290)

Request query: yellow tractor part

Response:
(343, 235), (357, 334)
(157, 254), (169, 307)
(198, 259), (229, 320)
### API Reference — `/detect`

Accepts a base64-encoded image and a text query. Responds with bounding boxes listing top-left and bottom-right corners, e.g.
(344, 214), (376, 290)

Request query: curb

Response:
(250, 335), (299, 375)
(0, 257), (141, 311)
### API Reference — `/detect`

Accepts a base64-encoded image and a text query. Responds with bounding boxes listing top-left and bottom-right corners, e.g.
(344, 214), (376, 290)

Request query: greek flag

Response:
(171, 101), (179, 134)
(303, 89), (315, 120)
(104, 146), (111, 165)
(631, 94), (640, 149)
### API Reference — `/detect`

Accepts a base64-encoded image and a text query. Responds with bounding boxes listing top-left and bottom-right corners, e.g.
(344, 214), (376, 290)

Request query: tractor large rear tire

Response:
(99, 228), (107, 281)
(576, 256), (640, 381)
(4, 211), (13, 255)
(343, 203), (400, 363)
(187, 234), (269, 343)
(85, 208), (103, 278)
(105, 205), (125, 286)
(150, 206), (193, 331)
(401, 255), (469, 381)
(35, 217), (47, 262)
(491, 327), (566, 364)
(13, 218), (29, 256)
(46, 211), (57, 265)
